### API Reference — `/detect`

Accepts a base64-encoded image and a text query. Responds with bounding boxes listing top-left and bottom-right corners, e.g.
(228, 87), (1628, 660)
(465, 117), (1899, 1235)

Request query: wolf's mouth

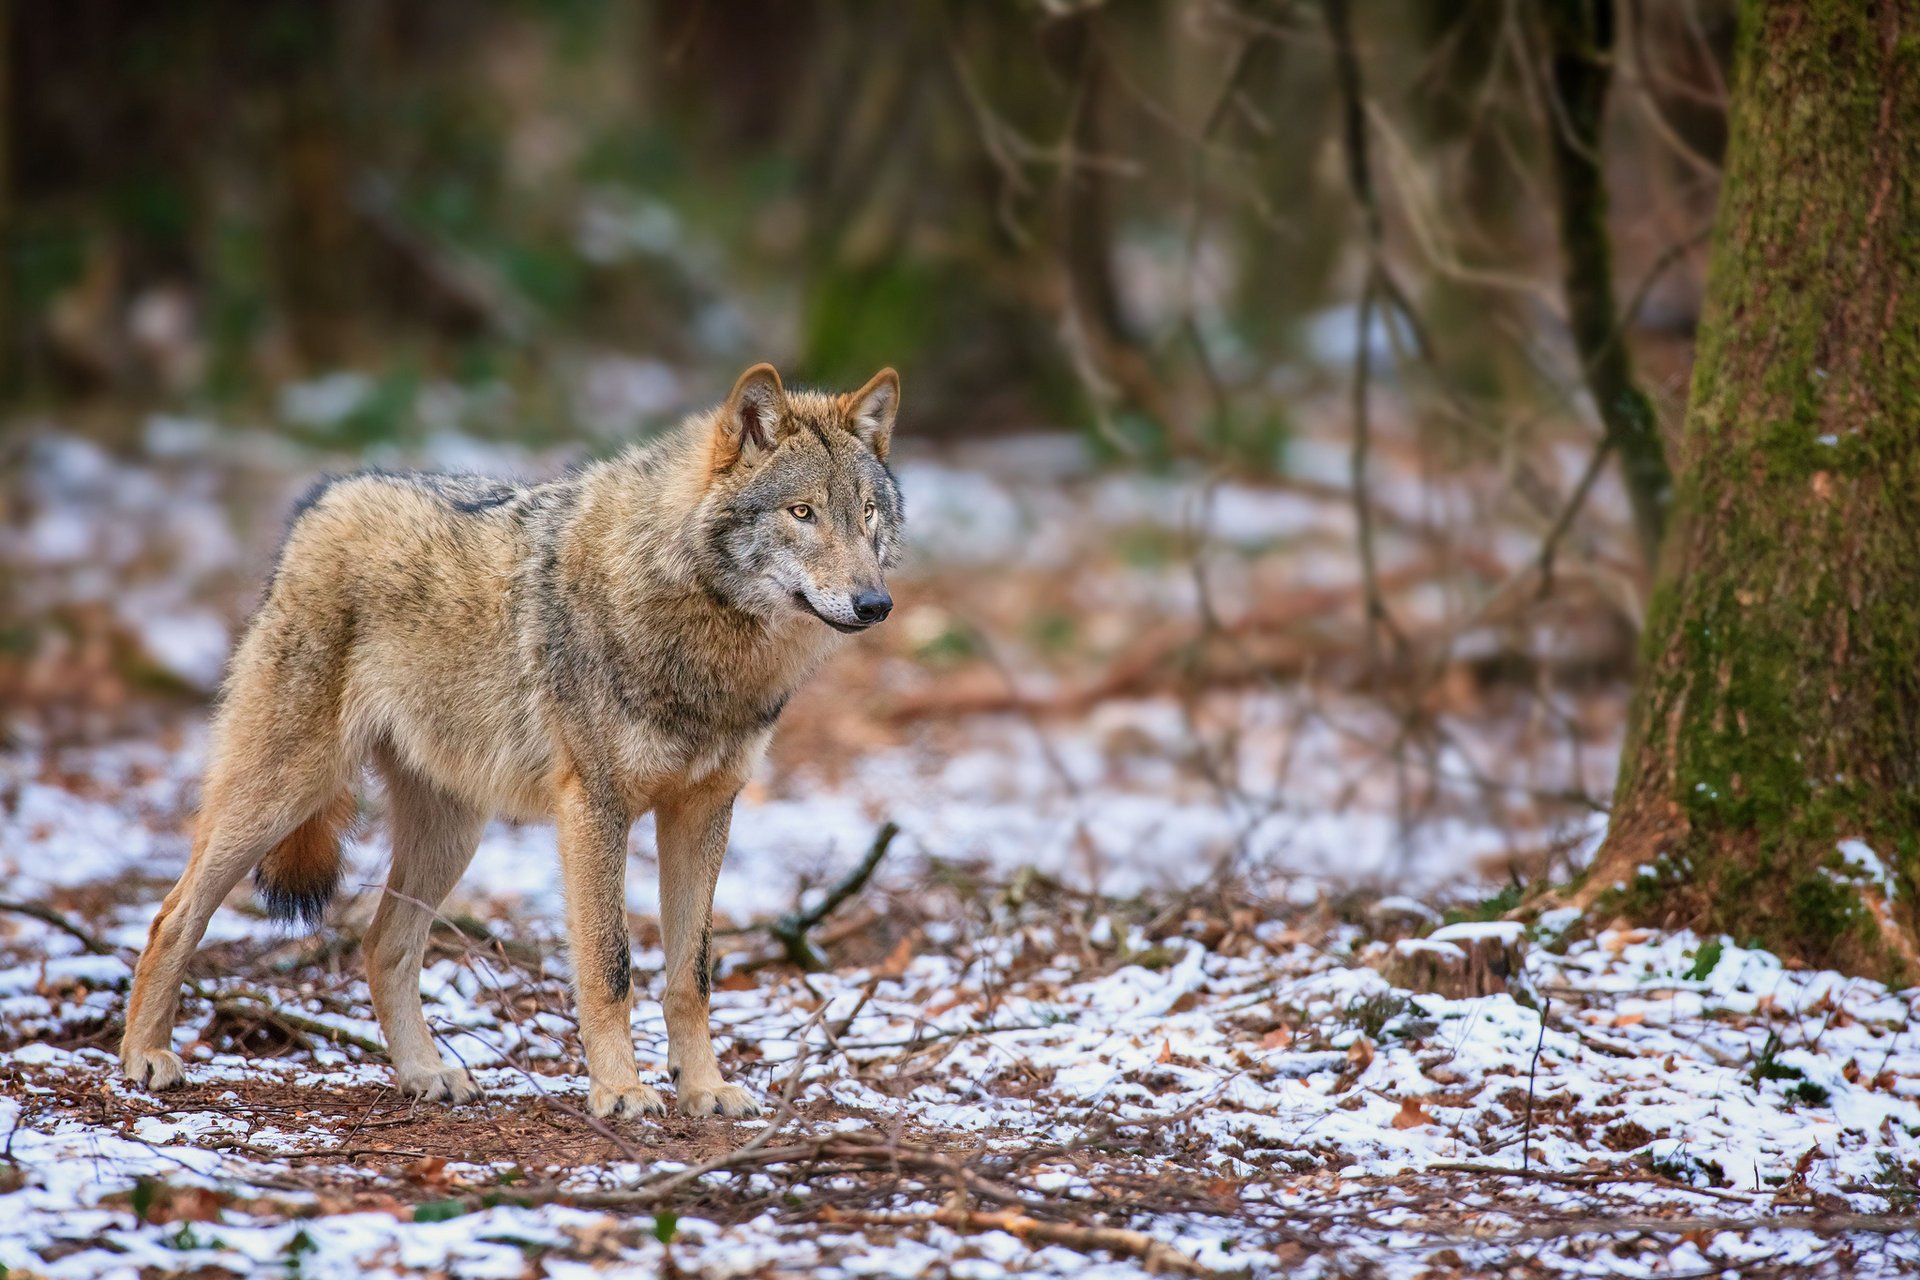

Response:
(793, 592), (871, 634)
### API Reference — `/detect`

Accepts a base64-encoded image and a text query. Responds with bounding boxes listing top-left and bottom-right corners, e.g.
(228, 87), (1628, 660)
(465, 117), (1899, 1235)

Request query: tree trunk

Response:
(1580, 0), (1920, 980)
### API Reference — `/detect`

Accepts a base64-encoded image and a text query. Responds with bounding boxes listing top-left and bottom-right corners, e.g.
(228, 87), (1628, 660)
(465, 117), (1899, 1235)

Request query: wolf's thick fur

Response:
(120, 364), (904, 1118)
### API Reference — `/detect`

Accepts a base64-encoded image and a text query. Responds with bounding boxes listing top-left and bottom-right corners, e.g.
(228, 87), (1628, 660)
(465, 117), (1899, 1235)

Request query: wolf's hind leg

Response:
(555, 773), (660, 1119)
(120, 759), (347, 1089)
(365, 753), (486, 1103)
(656, 780), (758, 1117)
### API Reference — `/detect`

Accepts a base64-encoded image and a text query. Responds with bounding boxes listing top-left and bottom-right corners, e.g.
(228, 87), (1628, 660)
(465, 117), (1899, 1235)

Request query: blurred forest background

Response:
(1, 0), (1738, 905)
(0, 0), (1721, 446)
(2, 0), (1727, 746)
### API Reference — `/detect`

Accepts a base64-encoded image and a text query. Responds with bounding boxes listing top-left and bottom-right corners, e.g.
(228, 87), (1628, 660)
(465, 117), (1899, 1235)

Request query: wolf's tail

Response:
(253, 789), (357, 928)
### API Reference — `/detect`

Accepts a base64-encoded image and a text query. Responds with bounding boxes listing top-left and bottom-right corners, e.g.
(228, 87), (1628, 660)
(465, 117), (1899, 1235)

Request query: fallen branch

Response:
(1430, 1160), (1757, 1205)
(1413, 1210), (1920, 1244)
(767, 822), (900, 972)
(209, 995), (387, 1057)
(825, 1207), (1214, 1277)
(0, 898), (124, 956)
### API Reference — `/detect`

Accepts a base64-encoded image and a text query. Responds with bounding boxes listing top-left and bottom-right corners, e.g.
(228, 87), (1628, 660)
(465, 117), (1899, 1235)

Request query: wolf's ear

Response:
(713, 363), (787, 472)
(843, 367), (899, 460)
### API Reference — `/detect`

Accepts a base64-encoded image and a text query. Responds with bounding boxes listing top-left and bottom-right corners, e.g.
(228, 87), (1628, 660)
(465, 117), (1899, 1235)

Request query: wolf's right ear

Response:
(712, 363), (787, 472)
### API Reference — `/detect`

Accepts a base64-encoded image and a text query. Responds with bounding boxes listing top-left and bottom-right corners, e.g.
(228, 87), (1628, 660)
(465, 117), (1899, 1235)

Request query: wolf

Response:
(118, 363), (904, 1118)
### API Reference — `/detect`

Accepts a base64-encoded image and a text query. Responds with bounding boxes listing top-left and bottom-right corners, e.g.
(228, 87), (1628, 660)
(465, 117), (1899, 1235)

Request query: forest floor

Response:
(3, 400), (1917, 1277)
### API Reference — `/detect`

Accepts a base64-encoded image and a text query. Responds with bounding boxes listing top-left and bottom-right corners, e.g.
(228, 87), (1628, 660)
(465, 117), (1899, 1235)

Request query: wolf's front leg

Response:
(656, 782), (759, 1117)
(556, 774), (662, 1120)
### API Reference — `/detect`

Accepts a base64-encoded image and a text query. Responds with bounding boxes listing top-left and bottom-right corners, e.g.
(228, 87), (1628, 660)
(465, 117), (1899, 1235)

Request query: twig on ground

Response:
(0, 898), (125, 956)
(767, 822), (900, 972)
(208, 995), (387, 1057)
(824, 1207), (1215, 1277)
(1522, 997), (1550, 1173)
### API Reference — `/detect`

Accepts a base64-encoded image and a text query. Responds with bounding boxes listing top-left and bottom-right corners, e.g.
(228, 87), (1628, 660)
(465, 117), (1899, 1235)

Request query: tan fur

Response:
(119, 365), (905, 1119)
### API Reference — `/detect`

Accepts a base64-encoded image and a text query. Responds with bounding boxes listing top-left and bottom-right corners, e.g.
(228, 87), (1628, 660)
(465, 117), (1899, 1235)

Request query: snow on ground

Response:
(4, 416), (1914, 1276)
(2, 863), (1917, 1277)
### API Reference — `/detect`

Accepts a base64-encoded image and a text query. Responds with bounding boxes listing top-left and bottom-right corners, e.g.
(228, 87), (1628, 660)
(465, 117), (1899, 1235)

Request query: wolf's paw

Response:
(396, 1064), (482, 1105)
(590, 1082), (666, 1120)
(122, 1048), (186, 1092)
(678, 1083), (761, 1118)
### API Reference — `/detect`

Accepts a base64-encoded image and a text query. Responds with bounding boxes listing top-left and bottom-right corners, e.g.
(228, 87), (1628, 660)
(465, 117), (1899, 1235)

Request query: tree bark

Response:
(1581, 0), (1920, 980)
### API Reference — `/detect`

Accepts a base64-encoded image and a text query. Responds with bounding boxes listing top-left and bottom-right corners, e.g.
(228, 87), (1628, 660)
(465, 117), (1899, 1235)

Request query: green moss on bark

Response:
(1592, 0), (1920, 979)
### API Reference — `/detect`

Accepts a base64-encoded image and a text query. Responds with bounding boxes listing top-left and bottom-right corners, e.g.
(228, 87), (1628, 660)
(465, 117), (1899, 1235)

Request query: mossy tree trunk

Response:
(1581, 0), (1920, 980)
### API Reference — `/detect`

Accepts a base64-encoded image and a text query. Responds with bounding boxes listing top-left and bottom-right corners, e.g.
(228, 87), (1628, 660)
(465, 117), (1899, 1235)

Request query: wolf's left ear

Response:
(844, 368), (899, 461)
(713, 362), (787, 472)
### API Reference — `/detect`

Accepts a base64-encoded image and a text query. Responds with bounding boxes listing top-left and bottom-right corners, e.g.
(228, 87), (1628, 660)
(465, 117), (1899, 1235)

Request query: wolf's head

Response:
(693, 363), (905, 632)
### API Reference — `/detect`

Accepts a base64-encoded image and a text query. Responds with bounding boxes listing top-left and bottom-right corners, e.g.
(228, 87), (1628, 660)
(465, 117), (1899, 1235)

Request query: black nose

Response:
(851, 590), (892, 624)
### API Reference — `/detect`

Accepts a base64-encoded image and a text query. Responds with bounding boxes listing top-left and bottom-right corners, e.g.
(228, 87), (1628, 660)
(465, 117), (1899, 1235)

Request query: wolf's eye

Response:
(863, 501), (877, 525)
(788, 504), (814, 522)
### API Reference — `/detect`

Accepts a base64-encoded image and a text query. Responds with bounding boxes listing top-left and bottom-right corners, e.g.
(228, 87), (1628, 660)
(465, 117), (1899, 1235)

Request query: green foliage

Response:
(1024, 611), (1079, 657)
(1746, 1029), (1833, 1106)
(1683, 938), (1724, 982)
(802, 263), (932, 389)
(1748, 1031), (1800, 1085)
(130, 1177), (159, 1224)
(1344, 992), (1414, 1040)
(1201, 404), (1293, 474)
(912, 625), (978, 668)
(1787, 873), (1872, 950)
(284, 1227), (317, 1276)
(1784, 1080), (1831, 1107)
(164, 1222), (226, 1252)
(651, 1211), (680, 1245)
(412, 1199), (467, 1223)
(1645, 1146), (1728, 1188)
(1441, 883), (1522, 927)
(1873, 1153), (1918, 1211)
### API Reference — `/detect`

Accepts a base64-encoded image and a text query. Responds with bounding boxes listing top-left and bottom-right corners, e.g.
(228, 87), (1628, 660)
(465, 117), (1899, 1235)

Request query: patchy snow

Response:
(4, 865), (1917, 1278)
(1837, 839), (1898, 901)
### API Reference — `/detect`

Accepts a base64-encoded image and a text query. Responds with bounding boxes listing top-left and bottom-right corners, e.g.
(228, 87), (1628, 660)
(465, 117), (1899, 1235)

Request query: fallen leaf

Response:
(1391, 1096), (1436, 1129)
(1259, 1026), (1294, 1051)
(1347, 1036), (1376, 1073)
(1156, 1039), (1174, 1064)
(875, 935), (914, 980)
(1611, 1012), (1645, 1028)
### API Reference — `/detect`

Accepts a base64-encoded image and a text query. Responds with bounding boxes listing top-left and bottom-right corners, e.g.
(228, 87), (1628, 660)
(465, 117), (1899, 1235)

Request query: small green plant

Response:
(1345, 992), (1414, 1039)
(1784, 1079), (1831, 1106)
(1440, 883), (1522, 927)
(1025, 612), (1078, 656)
(165, 1222), (225, 1251)
(1872, 1153), (1918, 1211)
(1749, 1031), (1805, 1086)
(1684, 937), (1725, 981)
(652, 1211), (680, 1245)
(913, 626), (978, 667)
(413, 1199), (467, 1223)
(284, 1227), (317, 1276)
(130, 1177), (159, 1223)
(1646, 1145), (1728, 1188)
